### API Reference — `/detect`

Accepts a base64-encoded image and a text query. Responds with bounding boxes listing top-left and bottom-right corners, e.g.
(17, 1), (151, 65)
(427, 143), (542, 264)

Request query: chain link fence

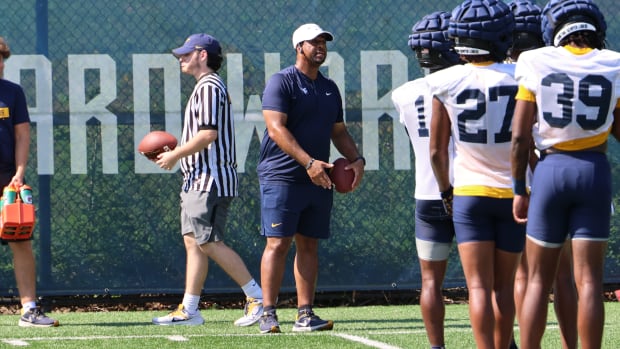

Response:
(1, 0), (620, 297)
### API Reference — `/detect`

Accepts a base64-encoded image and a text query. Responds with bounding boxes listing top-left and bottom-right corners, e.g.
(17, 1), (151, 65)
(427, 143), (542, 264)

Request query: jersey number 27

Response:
(456, 85), (518, 144)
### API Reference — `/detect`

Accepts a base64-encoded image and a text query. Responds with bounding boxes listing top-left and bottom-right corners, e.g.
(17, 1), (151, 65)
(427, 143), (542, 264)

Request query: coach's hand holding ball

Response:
(328, 157), (365, 193)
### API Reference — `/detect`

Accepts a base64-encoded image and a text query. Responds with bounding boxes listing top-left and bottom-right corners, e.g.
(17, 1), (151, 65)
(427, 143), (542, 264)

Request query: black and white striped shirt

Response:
(180, 73), (238, 197)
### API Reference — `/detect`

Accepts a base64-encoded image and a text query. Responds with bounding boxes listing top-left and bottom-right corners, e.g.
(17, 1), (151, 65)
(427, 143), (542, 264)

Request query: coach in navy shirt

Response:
(257, 23), (364, 334)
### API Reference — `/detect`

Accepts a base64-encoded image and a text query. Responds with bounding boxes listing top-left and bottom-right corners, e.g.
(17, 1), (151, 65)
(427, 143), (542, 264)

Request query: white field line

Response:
(333, 333), (402, 349)
(2, 340), (29, 346)
(1, 333), (402, 349)
(0, 325), (562, 347)
(3, 335), (192, 343)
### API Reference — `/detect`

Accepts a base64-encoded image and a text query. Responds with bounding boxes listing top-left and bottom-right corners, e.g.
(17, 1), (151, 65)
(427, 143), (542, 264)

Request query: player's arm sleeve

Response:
(516, 85), (536, 102)
(514, 56), (537, 102)
(391, 87), (405, 125)
(426, 70), (450, 104)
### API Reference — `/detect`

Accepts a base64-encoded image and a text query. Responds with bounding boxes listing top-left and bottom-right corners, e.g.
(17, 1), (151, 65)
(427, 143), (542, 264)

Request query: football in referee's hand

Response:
(329, 158), (354, 193)
(138, 131), (177, 160)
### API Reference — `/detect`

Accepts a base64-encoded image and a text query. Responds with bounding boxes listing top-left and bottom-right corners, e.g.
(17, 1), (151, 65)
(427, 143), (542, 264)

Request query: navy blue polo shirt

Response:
(0, 79), (30, 173)
(258, 65), (343, 184)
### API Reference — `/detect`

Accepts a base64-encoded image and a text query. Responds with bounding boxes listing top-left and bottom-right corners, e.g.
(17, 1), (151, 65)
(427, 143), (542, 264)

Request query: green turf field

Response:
(1, 303), (619, 348)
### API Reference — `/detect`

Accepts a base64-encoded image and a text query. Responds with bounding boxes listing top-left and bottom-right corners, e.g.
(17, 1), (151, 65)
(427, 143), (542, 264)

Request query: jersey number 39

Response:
(542, 73), (612, 130)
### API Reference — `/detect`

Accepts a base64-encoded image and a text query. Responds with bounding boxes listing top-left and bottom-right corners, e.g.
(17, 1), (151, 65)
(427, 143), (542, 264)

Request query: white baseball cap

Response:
(291, 23), (334, 49)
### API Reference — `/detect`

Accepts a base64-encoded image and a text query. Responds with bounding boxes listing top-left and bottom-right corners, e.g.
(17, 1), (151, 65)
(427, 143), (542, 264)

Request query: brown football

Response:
(138, 131), (177, 160)
(329, 158), (354, 193)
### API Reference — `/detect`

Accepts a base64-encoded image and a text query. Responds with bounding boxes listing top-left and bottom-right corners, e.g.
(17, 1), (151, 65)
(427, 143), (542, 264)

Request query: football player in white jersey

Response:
(511, 0), (620, 348)
(391, 11), (461, 349)
(428, 1), (523, 348)
(507, 2), (577, 348)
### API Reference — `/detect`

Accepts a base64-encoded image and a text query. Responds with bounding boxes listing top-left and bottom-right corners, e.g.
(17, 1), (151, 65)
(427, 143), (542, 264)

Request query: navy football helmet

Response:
(449, 0), (515, 61)
(408, 11), (461, 70)
(509, 0), (544, 52)
(541, 0), (606, 48)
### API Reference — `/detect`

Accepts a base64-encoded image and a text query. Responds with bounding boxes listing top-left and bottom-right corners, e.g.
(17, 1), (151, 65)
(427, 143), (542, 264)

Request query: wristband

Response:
(440, 185), (453, 199)
(305, 158), (315, 170)
(512, 178), (527, 196)
(353, 156), (366, 166)
(440, 185), (454, 216)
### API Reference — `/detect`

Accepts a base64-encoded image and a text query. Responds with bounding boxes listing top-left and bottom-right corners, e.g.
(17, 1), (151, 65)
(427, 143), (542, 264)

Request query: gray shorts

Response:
(180, 189), (232, 245)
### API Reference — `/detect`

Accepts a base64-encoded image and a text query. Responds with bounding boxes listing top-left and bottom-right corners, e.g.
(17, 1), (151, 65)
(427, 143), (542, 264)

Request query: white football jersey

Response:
(427, 63), (518, 191)
(392, 77), (454, 200)
(516, 46), (620, 150)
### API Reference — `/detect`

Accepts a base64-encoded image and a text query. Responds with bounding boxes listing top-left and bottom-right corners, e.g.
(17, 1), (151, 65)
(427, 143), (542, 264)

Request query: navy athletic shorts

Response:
(260, 182), (332, 239)
(452, 195), (525, 253)
(526, 151), (611, 247)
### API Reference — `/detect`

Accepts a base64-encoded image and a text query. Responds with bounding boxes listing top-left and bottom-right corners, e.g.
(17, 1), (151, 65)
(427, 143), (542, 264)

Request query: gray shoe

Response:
(18, 307), (59, 327)
(292, 309), (333, 332)
(259, 311), (281, 333)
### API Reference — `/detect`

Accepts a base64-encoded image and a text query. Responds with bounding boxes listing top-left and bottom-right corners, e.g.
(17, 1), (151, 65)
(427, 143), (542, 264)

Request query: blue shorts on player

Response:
(415, 199), (455, 261)
(526, 151), (611, 247)
(452, 196), (525, 253)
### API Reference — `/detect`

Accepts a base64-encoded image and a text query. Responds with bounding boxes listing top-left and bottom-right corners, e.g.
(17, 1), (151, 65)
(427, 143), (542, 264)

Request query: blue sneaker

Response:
(292, 309), (333, 332)
(18, 307), (59, 327)
(258, 311), (281, 334)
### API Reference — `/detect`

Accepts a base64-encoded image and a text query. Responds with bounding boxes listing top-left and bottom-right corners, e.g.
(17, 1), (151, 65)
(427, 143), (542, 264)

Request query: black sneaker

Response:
(292, 309), (333, 332)
(18, 307), (59, 327)
(259, 312), (281, 334)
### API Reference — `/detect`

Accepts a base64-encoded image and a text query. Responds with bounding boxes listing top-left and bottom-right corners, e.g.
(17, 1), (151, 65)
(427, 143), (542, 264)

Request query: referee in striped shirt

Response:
(152, 33), (264, 327)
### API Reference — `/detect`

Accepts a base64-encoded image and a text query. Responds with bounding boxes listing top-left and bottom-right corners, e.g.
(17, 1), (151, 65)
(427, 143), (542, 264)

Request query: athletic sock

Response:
(181, 293), (201, 315)
(22, 301), (37, 312)
(241, 279), (263, 300)
(298, 304), (312, 315)
(431, 346), (445, 349)
(263, 305), (276, 315)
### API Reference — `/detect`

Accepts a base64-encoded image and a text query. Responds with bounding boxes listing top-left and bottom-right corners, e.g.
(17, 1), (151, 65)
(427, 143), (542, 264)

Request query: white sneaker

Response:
(234, 297), (263, 326)
(152, 304), (204, 325)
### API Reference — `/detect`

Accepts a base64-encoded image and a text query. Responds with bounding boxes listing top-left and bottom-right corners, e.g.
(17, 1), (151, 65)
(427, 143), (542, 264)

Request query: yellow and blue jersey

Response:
(427, 62), (518, 198)
(392, 77), (455, 200)
(515, 46), (620, 151)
